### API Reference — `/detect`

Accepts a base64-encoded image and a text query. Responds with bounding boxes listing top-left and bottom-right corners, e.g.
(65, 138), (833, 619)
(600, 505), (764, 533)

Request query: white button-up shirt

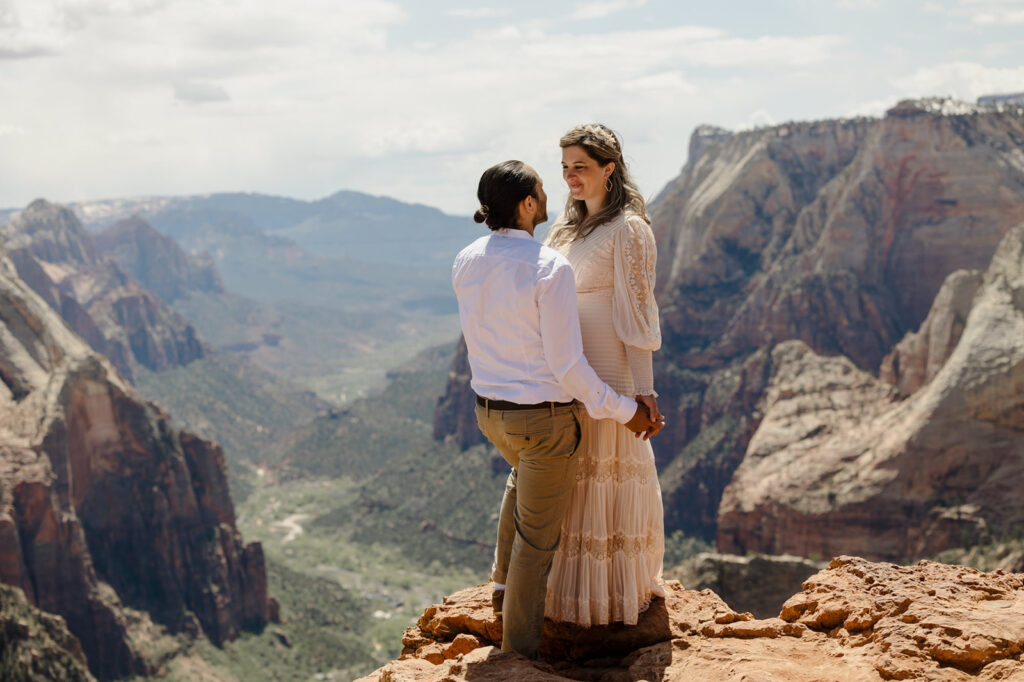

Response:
(452, 228), (636, 424)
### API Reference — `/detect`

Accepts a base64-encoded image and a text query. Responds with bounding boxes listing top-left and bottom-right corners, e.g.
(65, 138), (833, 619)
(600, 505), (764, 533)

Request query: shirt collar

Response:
(496, 228), (535, 241)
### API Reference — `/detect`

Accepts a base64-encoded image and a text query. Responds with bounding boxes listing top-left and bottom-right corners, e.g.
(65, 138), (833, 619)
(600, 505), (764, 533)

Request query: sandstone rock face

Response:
(0, 583), (95, 682)
(432, 336), (483, 449)
(653, 101), (1024, 540)
(358, 556), (1024, 681)
(880, 268), (983, 396)
(667, 552), (824, 619)
(2, 200), (205, 382)
(0, 251), (269, 679)
(433, 101), (1024, 546)
(656, 100), (1024, 371)
(718, 225), (1024, 561)
(93, 216), (224, 303)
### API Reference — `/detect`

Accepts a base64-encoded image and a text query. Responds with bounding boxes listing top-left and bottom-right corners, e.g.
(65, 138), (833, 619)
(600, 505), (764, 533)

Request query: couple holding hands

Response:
(452, 124), (666, 658)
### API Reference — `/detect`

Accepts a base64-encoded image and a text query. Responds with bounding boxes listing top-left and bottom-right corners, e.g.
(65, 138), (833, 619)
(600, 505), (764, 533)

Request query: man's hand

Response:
(624, 400), (658, 438)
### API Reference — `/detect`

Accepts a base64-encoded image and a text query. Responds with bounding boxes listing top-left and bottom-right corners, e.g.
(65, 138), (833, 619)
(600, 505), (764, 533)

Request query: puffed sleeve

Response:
(613, 214), (661, 395)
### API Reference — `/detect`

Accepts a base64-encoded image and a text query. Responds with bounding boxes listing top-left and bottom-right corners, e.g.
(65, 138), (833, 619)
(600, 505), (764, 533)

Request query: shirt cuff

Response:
(609, 394), (638, 424)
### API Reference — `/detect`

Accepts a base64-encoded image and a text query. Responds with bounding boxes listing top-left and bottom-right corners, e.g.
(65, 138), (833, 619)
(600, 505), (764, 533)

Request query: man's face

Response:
(531, 176), (548, 226)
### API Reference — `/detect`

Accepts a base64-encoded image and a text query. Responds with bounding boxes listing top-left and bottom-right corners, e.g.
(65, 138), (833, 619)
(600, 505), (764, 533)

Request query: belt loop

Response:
(549, 401), (554, 417)
(486, 397), (490, 418)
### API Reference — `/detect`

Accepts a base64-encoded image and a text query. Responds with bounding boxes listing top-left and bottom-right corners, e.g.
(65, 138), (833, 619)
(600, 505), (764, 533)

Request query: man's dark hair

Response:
(474, 160), (538, 231)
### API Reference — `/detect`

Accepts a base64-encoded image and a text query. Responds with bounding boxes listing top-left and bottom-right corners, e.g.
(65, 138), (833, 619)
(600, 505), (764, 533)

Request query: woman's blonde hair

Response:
(557, 123), (649, 242)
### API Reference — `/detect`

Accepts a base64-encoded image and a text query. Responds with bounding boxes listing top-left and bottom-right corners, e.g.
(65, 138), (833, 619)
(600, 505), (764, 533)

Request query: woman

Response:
(543, 123), (666, 626)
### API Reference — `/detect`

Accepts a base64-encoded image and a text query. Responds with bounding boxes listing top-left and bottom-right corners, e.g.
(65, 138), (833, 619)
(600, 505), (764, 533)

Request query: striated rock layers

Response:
(93, 215), (224, 304)
(879, 267), (983, 396)
(1, 199), (205, 382)
(358, 556), (1024, 681)
(718, 223), (1024, 561)
(0, 251), (270, 679)
(653, 99), (1024, 541)
(434, 98), (1024, 546)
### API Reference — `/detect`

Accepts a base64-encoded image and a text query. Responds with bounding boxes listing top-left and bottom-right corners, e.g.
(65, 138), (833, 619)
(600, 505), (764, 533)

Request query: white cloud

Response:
(0, 124), (27, 136)
(970, 8), (1024, 23)
(622, 71), (697, 94)
(0, 2), (861, 214)
(927, 0), (1024, 25)
(173, 80), (230, 103)
(844, 96), (897, 118)
(835, 0), (881, 8)
(736, 109), (776, 130)
(571, 0), (647, 21)
(104, 129), (166, 145)
(893, 62), (1024, 101)
(447, 7), (512, 18)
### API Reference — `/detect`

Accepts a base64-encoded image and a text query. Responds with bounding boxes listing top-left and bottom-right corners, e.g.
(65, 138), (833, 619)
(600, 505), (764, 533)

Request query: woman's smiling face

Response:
(562, 144), (613, 205)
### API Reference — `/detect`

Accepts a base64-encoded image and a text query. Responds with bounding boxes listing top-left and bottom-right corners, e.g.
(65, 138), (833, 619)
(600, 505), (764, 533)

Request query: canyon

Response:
(435, 97), (1024, 561)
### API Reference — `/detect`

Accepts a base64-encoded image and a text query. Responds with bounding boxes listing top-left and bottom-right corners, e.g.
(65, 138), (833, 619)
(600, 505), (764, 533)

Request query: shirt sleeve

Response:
(613, 215), (661, 396)
(538, 262), (637, 424)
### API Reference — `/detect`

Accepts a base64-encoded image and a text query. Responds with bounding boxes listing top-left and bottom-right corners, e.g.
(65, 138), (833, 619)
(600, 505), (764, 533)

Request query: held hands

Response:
(624, 395), (667, 440)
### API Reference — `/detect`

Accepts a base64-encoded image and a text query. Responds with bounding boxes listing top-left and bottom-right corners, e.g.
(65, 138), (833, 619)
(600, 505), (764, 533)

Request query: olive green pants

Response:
(476, 401), (581, 659)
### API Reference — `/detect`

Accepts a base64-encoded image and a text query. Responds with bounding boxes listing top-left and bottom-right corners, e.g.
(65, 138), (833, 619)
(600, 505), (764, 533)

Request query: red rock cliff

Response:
(0, 249), (269, 679)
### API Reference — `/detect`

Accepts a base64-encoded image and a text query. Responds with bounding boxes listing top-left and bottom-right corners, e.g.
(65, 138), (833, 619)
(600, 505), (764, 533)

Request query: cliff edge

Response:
(359, 556), (1024, 681)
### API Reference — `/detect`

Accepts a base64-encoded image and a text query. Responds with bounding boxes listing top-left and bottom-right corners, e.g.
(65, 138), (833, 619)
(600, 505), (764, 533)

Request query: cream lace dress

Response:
(543, 210), (666, 626)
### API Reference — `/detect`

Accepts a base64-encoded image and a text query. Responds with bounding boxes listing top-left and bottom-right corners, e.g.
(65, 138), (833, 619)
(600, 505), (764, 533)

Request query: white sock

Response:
(493, 583), (505, 591)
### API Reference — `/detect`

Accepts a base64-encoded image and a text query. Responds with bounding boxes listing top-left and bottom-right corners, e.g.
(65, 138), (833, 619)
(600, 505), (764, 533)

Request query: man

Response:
(452, 160), (663, 659)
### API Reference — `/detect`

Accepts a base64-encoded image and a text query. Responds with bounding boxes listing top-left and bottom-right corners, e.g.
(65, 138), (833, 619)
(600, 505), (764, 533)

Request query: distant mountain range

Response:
(63, 190), (479, 314)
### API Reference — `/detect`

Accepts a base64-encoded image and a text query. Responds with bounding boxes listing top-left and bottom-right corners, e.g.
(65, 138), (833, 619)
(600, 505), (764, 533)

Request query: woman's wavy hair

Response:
(473, 160), (538, 231)
(557, 124), (649, 242)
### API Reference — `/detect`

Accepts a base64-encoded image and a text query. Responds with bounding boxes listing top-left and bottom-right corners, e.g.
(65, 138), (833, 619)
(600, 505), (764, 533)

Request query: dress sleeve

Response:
(613, 214), (661, 396)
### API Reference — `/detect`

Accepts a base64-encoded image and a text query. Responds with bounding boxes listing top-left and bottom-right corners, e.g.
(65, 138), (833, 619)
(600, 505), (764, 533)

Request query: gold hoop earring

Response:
(605, 177), (612, 192)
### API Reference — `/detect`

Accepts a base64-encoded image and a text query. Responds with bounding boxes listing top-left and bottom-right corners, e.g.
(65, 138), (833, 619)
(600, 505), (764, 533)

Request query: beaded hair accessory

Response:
(479, 205), (489, 217)
(581, 124), (620, 153)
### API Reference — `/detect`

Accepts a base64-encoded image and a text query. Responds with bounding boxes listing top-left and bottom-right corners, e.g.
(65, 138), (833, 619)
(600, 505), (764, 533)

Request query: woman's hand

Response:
(635, 394), (665, 439)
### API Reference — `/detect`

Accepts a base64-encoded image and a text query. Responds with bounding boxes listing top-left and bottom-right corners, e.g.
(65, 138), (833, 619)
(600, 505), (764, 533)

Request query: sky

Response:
(1, 0), (1023, 215)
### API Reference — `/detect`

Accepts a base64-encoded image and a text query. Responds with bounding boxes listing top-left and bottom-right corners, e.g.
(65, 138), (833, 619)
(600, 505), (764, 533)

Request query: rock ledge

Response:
(359, 556), (1024, 681)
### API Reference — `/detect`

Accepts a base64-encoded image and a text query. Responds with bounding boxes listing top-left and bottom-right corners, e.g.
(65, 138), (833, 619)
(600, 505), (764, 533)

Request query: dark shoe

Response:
(492, 590), (504, 619)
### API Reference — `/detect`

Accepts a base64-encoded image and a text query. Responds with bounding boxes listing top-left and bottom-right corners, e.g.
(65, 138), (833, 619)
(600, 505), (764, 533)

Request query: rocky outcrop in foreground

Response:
(360, 556), (1024, 681)
(0, 250), (270, 679)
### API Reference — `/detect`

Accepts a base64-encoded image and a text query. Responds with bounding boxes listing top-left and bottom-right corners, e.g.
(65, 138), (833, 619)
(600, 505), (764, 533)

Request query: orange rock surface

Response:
(359, 556), (1024, 681)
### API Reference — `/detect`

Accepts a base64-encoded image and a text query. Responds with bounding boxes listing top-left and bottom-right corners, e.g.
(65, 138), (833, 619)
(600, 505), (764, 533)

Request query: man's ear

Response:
(515, 196), (532, 228)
